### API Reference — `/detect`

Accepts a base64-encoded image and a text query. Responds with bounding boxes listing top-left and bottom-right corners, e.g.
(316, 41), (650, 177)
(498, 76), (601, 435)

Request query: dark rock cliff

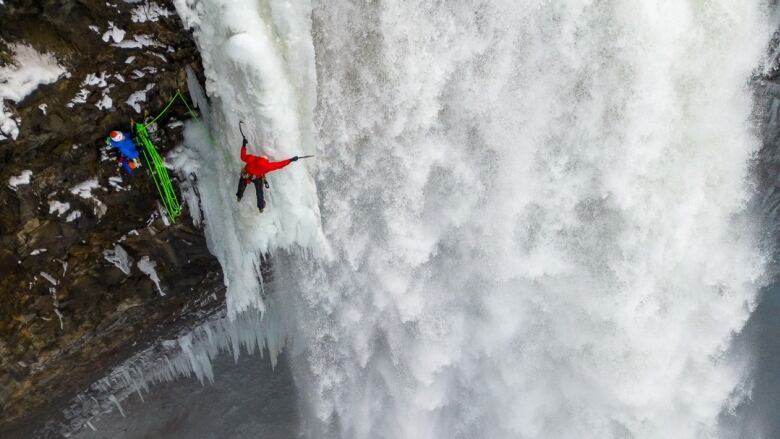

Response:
(0, 0), (223, 430)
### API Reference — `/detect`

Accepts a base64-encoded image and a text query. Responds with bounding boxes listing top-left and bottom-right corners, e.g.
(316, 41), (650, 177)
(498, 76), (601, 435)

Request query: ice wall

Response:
(170, 0), (325, 317)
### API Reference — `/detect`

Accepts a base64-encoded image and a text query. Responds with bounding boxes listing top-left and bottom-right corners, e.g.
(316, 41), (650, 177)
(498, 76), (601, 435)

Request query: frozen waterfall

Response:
(169, 1), (773, 438)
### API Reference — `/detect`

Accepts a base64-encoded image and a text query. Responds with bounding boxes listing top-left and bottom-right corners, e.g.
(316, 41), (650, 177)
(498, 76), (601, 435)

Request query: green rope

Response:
(149, 89), (200, 125)
(133, 89), (201, 223)
(135, 122), (182, 221)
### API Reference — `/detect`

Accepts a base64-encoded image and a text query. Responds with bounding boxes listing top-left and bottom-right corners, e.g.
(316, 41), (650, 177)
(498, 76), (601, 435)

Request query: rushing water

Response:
(77, 1), (776, 438)
(300, 2), (771, 438)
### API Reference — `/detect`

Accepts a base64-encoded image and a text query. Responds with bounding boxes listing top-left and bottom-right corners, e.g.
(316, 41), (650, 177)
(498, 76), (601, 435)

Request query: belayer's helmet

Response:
(110, 131), (124, 142)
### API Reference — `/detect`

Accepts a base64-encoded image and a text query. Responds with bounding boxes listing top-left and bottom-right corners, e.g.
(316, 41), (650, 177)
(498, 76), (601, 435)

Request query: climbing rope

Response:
(134, 90), (200, 223)
(148, 89), (200, 125)
(135, 123), (182, 221)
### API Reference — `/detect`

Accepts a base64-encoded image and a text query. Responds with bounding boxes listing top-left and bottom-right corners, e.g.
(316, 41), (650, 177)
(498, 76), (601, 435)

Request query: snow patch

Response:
(97, 94), (113, 110)
(126, 83), (155, 113)
(92, 200), (108, 219)
(8, 170), (32, 189)
(68, 179), (107, 218)
(83, 72), (109, 88)
(67, 89), (90, 108)
(113, 34), (158, 49)
(108, 175), (127, 191)
(66, 211), (82, 222)
(102, 22), (126, 43)
(38, 103), (47, 115)
(137, 256), (165, 296)
(48, 200), (71, 216)
(0, 43), (66, 140)
(103, 244), (133, 275)
(70, 179), (99, 199)
(68, 72), (115, 110)
(30, 248), (47, 256)
(131, 2), (172, 23)
(100, 142), (112, 161)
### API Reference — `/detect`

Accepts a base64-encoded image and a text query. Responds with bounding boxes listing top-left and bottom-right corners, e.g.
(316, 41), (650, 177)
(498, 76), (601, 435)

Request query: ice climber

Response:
(107, 130), (142, 173)
(236, 136), (299, 213)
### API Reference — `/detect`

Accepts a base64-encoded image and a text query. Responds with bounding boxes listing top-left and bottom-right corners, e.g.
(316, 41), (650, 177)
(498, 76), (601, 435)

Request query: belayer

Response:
(107, 130), (142, 173)
(236, 135), (299, 213)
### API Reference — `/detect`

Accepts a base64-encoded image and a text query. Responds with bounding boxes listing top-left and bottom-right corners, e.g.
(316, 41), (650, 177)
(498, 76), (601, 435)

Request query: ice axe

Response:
(239, 122), (314, 158)
(238, 120), (248, 143)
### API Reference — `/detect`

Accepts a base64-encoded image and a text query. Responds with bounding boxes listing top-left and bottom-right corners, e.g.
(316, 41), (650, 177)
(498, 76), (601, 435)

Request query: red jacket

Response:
(240, 145), (293, 177)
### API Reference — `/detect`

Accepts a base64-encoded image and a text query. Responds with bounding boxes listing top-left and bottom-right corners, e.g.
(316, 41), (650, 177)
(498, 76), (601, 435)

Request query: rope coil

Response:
(134, 90), (200, 223)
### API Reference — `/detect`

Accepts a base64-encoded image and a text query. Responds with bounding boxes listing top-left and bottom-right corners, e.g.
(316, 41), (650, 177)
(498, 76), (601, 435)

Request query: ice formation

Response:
(64, 1), (774, 438)
(137, 256), (165, 296)
(103, 245), (133, 275)
(131, 2), (172, 23)
(169, 0), (326, 317)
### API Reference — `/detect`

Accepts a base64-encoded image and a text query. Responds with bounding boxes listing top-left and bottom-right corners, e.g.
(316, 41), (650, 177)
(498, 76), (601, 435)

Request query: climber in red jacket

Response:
(236, 137), (299, 212)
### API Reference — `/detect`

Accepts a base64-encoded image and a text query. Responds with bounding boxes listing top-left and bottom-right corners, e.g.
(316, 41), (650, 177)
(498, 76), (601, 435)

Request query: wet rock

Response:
(0, 0), (224, 429)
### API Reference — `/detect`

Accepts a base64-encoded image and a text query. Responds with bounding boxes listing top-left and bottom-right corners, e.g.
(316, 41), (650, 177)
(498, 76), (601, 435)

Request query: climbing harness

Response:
(240, 167), (269, 189)
(134, 89), (201, 223)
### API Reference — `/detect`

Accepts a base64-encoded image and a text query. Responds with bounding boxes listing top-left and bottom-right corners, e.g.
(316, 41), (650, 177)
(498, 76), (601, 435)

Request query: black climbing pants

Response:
(236, 176), (265, 210)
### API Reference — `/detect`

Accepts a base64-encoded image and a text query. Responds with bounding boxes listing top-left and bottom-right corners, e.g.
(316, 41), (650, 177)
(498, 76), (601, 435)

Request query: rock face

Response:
(0, 0), (224, 429)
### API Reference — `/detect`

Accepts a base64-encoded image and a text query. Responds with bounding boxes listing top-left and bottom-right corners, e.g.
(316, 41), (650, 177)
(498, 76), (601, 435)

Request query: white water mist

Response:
(171, 1), (772, 438)
(295, 1), (772, 438)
